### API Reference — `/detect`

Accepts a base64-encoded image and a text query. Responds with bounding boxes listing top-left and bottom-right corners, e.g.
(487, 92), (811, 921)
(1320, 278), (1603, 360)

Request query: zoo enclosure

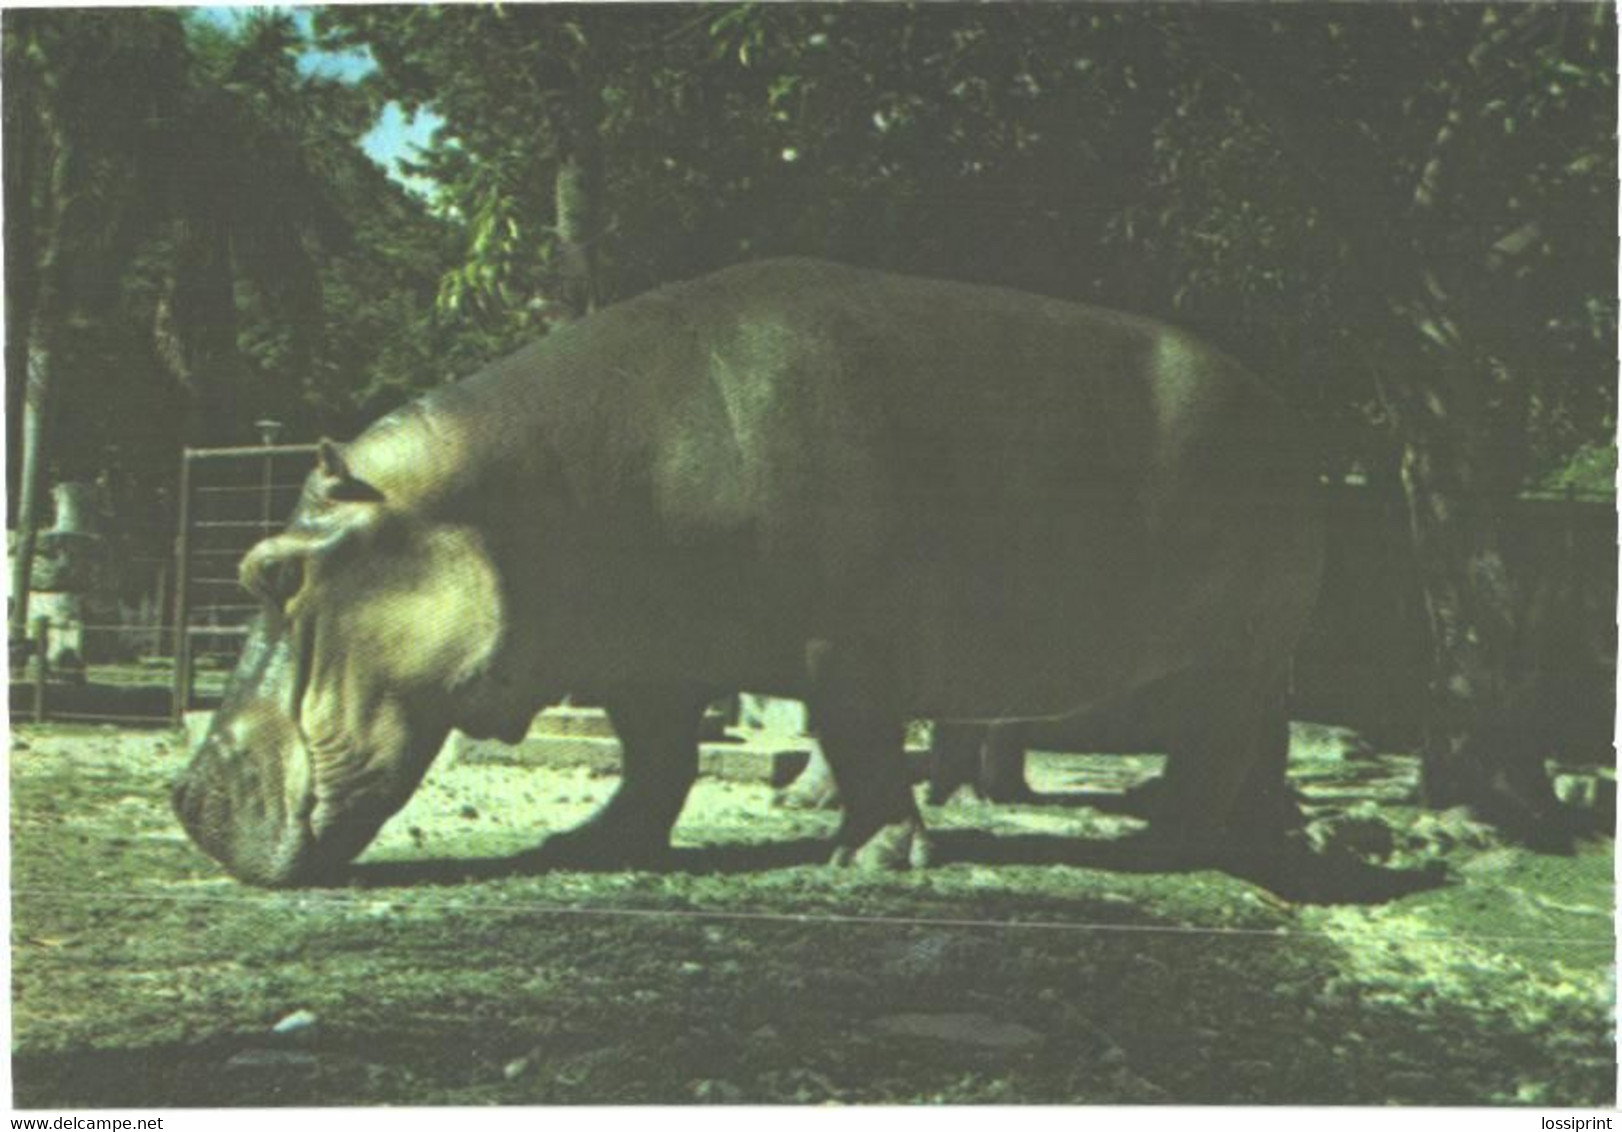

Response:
(169, 441), (320, 726)
(14, 440), (320, 728)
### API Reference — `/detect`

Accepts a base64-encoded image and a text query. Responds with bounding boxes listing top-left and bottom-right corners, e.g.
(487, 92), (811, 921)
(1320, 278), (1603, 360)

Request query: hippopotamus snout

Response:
(172, 720), (322, 888)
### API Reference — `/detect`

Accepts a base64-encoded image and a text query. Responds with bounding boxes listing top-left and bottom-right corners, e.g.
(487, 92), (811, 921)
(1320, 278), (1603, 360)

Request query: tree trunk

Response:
(1195, 6), (1572, 840)
(4, 80), (40, 520)
(554, 150), (600, 319)
(1377, 342), (1560, 835)
(1378, 9), (1565, 834)
(8, 340), (54, 649)
(9, 63), (83, 651)
(8, 235), (76, 651)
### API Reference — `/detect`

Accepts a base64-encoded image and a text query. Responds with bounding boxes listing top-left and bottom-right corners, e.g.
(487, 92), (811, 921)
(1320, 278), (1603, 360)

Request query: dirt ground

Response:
(9, 724), (1615, 1107)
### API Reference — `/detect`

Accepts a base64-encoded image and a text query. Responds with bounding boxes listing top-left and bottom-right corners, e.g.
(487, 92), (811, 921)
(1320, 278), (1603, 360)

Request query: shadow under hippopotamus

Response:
(338, 824), (1443, 906)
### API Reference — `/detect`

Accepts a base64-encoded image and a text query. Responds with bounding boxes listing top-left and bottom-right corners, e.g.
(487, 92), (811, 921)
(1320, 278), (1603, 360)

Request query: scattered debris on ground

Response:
(10, 725), (1614, 1106)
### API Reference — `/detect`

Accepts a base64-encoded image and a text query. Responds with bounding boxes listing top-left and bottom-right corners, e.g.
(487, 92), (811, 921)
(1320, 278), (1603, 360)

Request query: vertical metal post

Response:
(261, 452), (274, 537)
(8, 350), (52, 648)
(256, 419), (283, 540)
(151, 560), (169, 659)
(32, 617), (49, 723)
(171, 451), (194, 730)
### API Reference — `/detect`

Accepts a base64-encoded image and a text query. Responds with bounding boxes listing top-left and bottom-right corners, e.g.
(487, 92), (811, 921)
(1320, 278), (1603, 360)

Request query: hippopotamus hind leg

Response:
(926, 721), (1035, 806)
(1151, 667), (1299, 863)
(924, 721), (984, 805)
(978, 722), (1036, 803)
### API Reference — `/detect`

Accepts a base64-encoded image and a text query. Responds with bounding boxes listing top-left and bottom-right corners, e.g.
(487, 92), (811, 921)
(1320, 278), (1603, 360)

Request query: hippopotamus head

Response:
(172, 440), (509, 886)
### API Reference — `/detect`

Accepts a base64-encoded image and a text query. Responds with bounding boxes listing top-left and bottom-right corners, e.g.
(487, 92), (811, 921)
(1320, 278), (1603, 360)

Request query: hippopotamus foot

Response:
(774, 746), (841, 810)
(829, 816), (933, 870)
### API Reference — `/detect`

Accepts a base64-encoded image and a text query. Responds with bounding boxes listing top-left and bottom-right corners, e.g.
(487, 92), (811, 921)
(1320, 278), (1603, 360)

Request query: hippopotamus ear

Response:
(315, 438), (383, 503)
(240, 443), (382, 605)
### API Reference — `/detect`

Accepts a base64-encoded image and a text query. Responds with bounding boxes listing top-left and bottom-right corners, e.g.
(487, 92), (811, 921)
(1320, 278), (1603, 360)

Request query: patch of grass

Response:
(10, 725), (1615, 1106)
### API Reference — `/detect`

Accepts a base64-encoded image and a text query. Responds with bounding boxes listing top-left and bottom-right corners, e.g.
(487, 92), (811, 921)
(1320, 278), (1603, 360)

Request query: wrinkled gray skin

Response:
(173, 258), (1324, 886)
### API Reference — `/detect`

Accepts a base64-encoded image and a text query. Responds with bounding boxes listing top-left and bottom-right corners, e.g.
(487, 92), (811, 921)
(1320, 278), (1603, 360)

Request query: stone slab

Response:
(530, 705), (729, 742)
(528, 706), (618, 739)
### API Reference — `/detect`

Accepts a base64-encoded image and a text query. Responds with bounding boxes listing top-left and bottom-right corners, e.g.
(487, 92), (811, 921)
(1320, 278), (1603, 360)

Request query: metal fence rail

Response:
(17, 618), (183, 726)
(170, 442), (319, 727)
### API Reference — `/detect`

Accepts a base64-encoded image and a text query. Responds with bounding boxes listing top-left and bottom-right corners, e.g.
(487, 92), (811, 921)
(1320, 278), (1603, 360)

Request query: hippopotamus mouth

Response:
(172, 597), (459, 886)
(171, 611), (337, 887)
(173, 718), (400, 887)
(171, 696), (323, 887)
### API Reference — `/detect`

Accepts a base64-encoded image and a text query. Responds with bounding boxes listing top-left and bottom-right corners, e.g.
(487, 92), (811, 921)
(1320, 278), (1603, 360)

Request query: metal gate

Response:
(170, 441), (318, 727)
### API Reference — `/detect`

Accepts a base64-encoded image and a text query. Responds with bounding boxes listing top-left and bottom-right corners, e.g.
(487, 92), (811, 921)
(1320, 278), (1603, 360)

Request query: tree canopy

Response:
(11, 5), (1606, 491)
(316, 3), (1613, 488)
(4, 8), (468, 501)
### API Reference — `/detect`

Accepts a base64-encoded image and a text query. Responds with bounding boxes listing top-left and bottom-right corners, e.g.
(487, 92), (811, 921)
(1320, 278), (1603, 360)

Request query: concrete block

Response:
(529, 705), (728, 742)
(449, 730), (815, 787)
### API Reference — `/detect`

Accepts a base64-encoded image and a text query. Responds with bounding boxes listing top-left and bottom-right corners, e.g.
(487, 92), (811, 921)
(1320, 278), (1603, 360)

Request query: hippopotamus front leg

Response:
(804, 640), (932, 870)
(538, 684), (715, 867)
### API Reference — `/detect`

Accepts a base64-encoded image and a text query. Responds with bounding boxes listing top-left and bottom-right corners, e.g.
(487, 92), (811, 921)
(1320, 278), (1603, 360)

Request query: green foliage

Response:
(5, 8), (476, 509)
(1533, 443), (1618, 498)
(9, 4), (1614, 500)
(318, 3), (1613, 493)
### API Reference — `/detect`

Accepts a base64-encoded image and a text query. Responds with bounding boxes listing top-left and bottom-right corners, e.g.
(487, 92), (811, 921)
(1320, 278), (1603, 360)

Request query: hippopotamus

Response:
(172, 257), (1324, 886)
